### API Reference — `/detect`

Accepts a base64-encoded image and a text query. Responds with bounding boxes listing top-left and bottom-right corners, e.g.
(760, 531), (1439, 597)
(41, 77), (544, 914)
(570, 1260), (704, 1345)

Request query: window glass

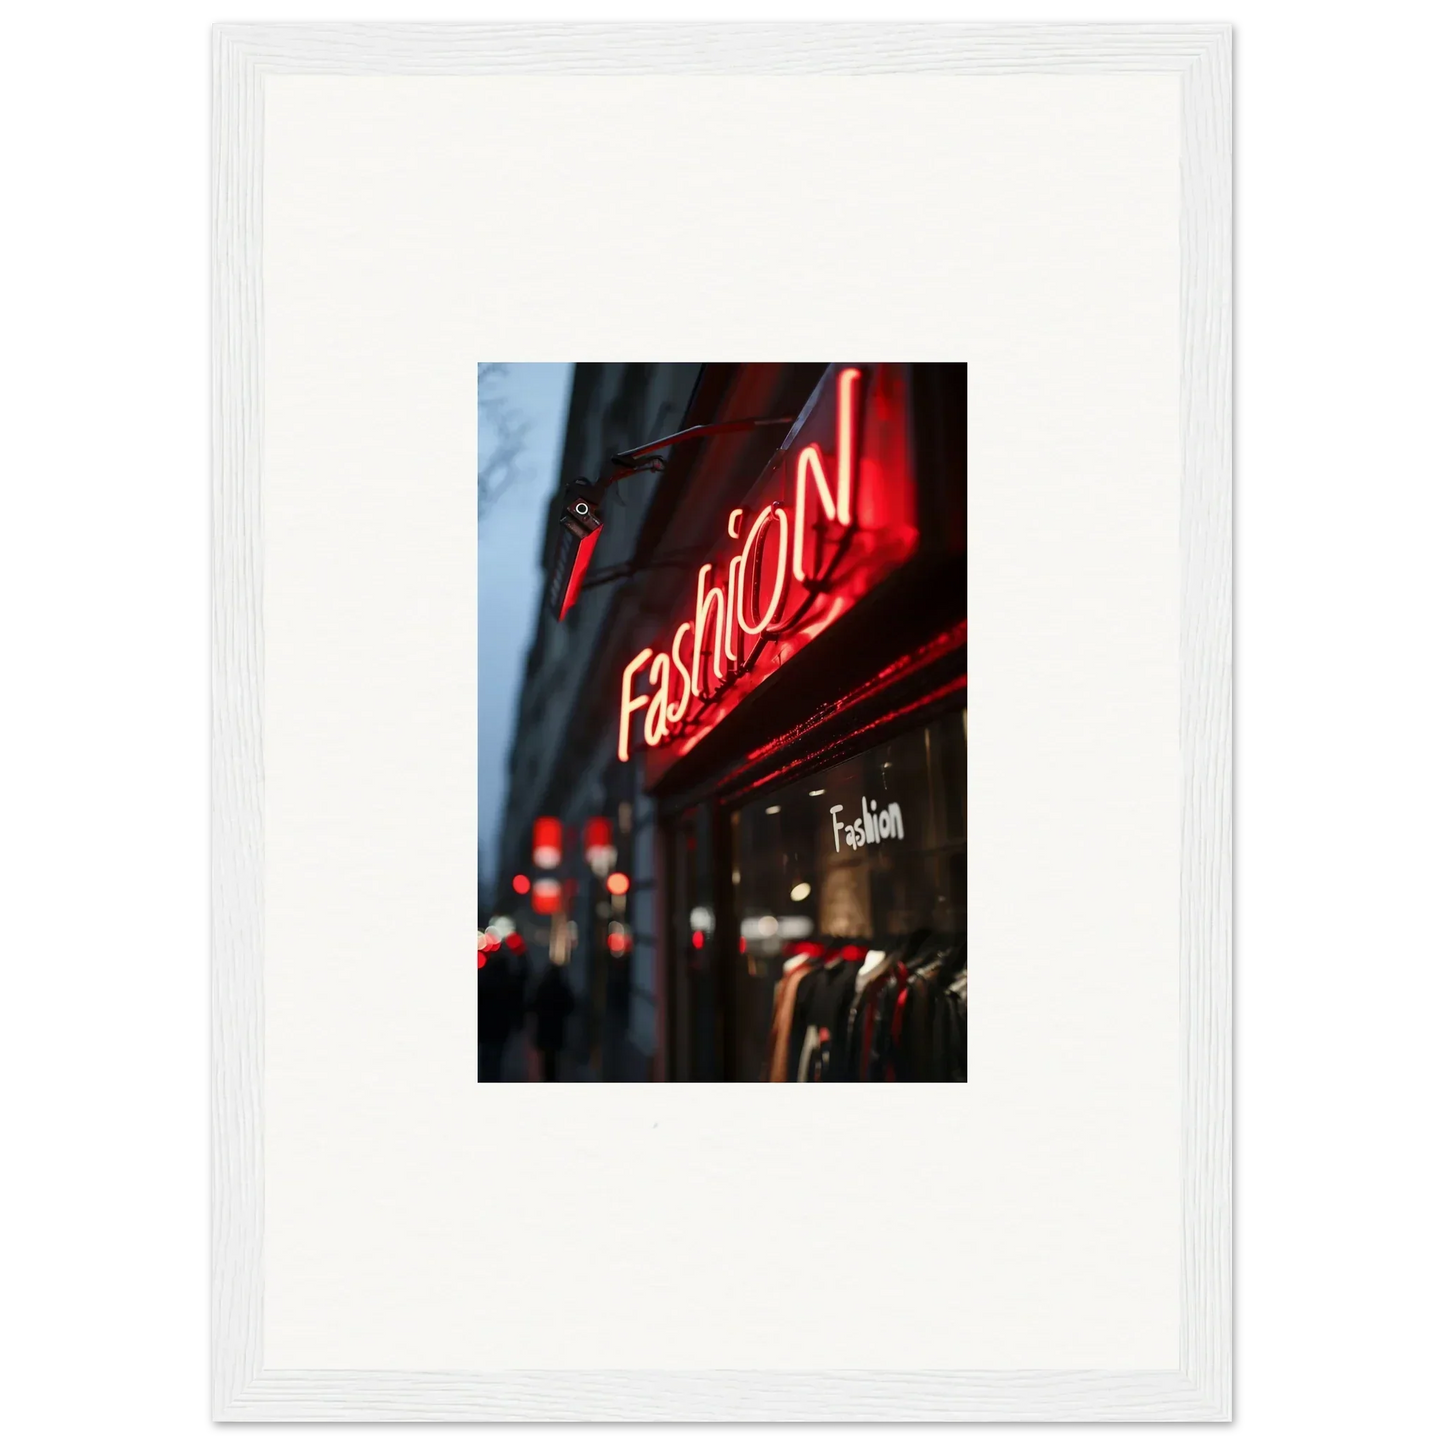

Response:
(732, 709), (967, 959)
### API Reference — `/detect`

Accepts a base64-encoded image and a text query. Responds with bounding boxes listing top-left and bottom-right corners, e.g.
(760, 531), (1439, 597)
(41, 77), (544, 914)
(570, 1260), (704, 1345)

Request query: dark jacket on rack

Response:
(765, 939), (967, 1082)
(788, 956), (862, 1082)
(842, 945), (967, 1082)
(937, 965), (967, 1082)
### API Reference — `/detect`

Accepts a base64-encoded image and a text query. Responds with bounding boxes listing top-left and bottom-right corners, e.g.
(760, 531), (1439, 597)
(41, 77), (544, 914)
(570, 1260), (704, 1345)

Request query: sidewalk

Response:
(495, 1029), (534, 1082)
(493, 1028), (578, 1081)
(509, 1029), (601, 1082)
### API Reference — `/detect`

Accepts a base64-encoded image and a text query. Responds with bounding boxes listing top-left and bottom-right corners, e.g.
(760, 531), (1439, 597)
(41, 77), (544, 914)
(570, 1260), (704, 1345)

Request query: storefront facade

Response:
(496, 361), (966, 1081)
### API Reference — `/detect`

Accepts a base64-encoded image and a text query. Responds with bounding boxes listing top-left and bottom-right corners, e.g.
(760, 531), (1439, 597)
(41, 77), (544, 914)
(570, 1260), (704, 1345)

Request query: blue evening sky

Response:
(477, 364), (573, 891)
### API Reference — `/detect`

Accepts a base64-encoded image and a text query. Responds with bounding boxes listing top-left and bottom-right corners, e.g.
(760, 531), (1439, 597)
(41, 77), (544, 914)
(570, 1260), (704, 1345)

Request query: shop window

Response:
(731, 709), (967, 1081)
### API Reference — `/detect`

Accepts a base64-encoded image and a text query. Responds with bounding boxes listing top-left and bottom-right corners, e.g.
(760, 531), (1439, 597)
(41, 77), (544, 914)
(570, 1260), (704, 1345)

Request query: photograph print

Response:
(478, 363), (967, 1082)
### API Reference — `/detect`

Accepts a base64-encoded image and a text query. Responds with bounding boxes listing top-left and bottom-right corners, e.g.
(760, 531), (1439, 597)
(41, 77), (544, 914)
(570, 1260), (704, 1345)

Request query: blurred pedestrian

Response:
(476, 933), (514, 1082)
(503, 931), (529, 1033)
(530, 962), (575, 1082)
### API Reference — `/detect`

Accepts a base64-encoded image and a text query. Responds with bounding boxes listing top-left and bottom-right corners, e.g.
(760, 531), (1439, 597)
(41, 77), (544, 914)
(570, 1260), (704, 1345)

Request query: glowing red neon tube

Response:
(618, 648), (653, 762)
(558, 524), (601, 620)
(737, 503), (788, 635)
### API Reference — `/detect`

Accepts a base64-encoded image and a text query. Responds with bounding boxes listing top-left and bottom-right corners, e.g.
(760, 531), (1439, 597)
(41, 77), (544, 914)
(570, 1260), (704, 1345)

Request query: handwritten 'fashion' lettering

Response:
(830, 798), (904, 852)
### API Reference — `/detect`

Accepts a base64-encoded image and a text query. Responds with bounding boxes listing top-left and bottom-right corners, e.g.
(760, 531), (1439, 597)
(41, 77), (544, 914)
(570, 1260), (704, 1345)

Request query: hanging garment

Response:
(896, 959), (939, 1081)
(932, 969), (957, 1078)
(943, 965), (968, 1082)
(883, 966), (911, 1082)
(864, 962), (910, 1082)
(791, 956), (863, 1081)
(845, 947), (903, 1080)
(795, 1024), (821, 1083)
(786, 964), (825, 1080)
(769, 934), (966, 1081)
(820, 956), (866, 1081)
(916, 944), (966, 1082)
(846, 968), (884, 1081)
(765, 957), (815, 1082)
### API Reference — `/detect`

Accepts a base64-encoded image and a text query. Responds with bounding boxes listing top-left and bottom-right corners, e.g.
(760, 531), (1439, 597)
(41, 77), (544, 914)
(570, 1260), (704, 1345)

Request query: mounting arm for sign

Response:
(605, 415), (795, 474)
(545, 414), (795, 621)
(578, 550), (702, 593)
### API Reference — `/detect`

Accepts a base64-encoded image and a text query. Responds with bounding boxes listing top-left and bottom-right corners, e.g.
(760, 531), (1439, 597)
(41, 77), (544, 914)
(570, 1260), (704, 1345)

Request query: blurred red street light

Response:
(511, 873), (530, 895)
(532, 878), (562, 914)
(605, 871), (630, 896)
(691, 930), (705, 950)
(532, 817), (563, 871)
(583, 816), (616, 878)
(504, 932), (525, 953)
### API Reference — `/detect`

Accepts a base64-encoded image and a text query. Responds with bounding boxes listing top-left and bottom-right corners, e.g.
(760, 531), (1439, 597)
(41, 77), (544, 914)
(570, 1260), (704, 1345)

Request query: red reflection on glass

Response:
(724, 620), (968, 801)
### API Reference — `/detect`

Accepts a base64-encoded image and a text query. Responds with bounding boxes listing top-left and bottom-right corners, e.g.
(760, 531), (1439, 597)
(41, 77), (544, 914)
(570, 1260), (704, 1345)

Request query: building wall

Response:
(494, 362), (701, 1077)
(627, 778), (659, 1072)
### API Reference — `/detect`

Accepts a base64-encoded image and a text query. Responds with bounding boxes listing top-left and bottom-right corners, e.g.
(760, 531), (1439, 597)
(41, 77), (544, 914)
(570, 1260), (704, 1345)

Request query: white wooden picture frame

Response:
(203, 14), (1242, 1433)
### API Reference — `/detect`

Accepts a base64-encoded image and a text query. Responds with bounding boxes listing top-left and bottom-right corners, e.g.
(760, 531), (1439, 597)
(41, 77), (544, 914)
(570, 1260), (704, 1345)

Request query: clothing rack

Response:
(763, 932), (967, 1082)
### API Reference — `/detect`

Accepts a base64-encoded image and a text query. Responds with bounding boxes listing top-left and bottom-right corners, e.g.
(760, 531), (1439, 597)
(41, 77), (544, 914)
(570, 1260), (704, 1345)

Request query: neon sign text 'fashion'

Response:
(618, 367), (863, 763)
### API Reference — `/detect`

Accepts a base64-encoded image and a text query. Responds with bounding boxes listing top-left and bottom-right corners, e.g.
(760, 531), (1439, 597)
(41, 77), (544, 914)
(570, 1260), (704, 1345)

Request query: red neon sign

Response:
(618, 364), (919, 769)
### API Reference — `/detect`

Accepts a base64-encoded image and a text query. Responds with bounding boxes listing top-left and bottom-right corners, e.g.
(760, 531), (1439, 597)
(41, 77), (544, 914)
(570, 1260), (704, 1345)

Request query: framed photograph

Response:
(483, 360), (967, 1088)
(214, 22), (1231, 1421)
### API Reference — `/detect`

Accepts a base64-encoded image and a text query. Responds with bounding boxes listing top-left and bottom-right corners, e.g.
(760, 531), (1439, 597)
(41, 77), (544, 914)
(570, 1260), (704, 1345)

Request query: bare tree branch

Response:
(476, 363), (531, 523)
